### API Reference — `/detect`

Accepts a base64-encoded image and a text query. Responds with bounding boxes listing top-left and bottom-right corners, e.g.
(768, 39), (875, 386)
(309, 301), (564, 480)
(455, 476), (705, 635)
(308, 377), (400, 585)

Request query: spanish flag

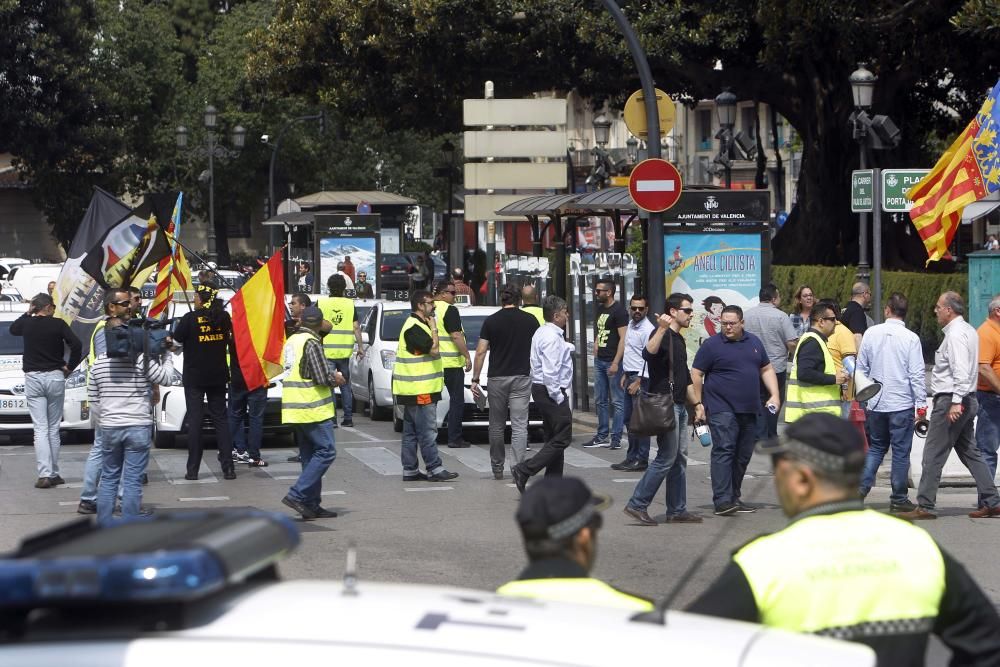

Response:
(908, 78), (1000, 263)
(231, 250), (286, 392)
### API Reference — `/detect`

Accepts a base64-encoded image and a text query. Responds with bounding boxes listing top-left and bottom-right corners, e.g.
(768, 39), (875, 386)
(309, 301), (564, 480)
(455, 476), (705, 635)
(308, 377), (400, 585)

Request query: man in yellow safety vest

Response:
(687, 412), (1000, 665)
(280, 306), (345, 520)
(498, 476), (653, 611)
(318, 274), (364, 427)
(433, 279), (472, 448)
(785, 303), (847, 423)
(392, 290), (458, 483)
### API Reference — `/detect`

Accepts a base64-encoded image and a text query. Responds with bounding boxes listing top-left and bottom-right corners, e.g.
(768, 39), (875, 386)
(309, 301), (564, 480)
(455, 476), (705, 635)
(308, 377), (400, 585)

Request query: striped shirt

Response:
(87, 353), (174, 428)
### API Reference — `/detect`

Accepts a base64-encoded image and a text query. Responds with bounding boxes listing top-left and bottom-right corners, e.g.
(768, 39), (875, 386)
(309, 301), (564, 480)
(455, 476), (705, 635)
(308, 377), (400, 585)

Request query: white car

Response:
(62, 293), (292, 448)
(0, 511), (875, 666)
(5, 262), (62, 301)
(0, 305), (32, 437)
(349, 302), (544, 436)
(0, 256), (30, 281)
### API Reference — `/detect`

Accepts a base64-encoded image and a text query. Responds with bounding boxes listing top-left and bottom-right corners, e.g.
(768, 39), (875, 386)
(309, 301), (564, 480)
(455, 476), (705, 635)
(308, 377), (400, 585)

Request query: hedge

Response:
(771, 265), (966, 356)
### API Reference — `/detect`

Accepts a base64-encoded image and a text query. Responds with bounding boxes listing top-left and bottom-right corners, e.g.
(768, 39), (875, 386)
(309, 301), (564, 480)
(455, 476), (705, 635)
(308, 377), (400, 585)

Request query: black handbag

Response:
(627, 332), (676, 437)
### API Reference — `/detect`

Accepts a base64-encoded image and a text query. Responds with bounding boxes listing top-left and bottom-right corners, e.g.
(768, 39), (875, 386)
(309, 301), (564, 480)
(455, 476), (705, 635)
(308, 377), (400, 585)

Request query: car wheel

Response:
(392, 397), (403, 433)
(369, 374), (389, 421)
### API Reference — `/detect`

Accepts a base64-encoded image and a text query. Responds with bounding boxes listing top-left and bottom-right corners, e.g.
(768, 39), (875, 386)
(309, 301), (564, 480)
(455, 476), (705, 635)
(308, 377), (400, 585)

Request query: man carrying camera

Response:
(88, 293), (175, 523)
(10, 293), (82, 489)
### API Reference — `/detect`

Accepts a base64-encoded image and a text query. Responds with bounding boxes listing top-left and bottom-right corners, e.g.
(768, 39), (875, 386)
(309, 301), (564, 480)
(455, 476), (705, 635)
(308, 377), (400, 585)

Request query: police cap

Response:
(516, 477), (611, 541)
(757, 413), (865, 474)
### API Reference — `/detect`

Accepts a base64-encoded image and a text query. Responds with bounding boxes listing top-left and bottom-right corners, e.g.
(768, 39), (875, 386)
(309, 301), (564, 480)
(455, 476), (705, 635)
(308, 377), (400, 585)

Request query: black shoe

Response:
(610, 460), (634, 471)
(311, 506), (339, 518)
(510, 466), (528, 493)
(608, 442), (622, 450)
(223, 469), (237, 480)
(428, 470), (459, 482)
(49, 475), (65, 486)
(889, 500), (918, 513)
(287, 455), (301, 463)
(621, 461), (648, 472)
(735, 501), (757, 513)
(447, 441), (470, 448)
(714, 503), (739, 516)
(183, 473), (199, 481)
(403, 472), (428, 482)
(282, 495), (317, 520)
(141, 473), (148, 485)
(77, 500), (96, 515)
(248, 458), (269, 467)
(341, 419), (354, 427)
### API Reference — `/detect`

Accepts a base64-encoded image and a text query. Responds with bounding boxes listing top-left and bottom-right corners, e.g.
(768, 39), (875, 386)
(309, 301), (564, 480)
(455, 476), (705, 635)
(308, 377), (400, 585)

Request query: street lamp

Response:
(434, 139), (461, 272)
(593, 114), (612, 147)
(849, 64), (877, 279)
(626, 136), (639, 164)
(175, 105), (244, 262)
(715, 88), (737, 188)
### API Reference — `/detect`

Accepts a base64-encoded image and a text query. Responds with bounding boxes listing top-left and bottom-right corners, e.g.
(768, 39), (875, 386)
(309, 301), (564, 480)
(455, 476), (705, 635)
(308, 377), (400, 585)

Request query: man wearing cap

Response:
(498, 476), (654, 611)
(280, 305), (345, 520)
(785, 302), (848, 423)
(510, 296), (574, 493)
(688, 413), (1000, 664)
(392, 290), (459, 482)
(318, 274), (364, 427)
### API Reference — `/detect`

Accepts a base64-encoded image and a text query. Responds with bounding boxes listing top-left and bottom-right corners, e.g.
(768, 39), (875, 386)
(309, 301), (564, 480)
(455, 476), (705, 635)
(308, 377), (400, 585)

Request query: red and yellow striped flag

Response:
(907, 85), (996, 263)
(230, 250), (286, 392)
(148, 194), (190, 318)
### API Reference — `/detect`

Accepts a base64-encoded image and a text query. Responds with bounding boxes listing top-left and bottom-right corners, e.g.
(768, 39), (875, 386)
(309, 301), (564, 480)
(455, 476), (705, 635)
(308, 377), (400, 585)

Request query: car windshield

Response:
(380, 310), (487, 347)
(0, 322), (24, 356)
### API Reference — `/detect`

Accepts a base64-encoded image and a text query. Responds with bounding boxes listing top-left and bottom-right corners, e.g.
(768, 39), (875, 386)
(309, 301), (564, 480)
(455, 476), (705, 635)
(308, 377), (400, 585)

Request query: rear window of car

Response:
(0, 322), (24, 356)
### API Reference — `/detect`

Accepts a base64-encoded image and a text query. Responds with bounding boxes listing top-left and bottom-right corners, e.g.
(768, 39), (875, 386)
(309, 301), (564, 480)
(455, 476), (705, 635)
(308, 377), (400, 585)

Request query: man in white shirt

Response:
(511, 296), (573, 493)
(899, 291), (1000, 520)
(743, 283), (798, 439)
(612, 295), (655, 471)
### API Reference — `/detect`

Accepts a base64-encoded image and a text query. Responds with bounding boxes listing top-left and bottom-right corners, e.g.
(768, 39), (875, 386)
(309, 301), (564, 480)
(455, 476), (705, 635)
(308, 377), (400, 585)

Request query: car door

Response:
(350, 304), (376, 400)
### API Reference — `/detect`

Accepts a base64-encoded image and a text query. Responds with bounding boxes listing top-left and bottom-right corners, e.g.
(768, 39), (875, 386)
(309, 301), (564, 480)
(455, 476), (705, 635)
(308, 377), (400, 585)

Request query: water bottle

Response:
(695, 421), (712, 447)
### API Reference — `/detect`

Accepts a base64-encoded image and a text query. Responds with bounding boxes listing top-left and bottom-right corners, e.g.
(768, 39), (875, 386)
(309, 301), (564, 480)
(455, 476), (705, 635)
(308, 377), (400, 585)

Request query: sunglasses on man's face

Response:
(112, 300), (131, 307)
(630, 306), (647, 311)
(820, 316), (837, 322)
(676, 307), (694, 314)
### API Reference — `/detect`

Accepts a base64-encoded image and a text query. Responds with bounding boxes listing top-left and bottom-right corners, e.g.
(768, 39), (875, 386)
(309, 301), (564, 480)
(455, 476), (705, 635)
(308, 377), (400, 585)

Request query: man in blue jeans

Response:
(624, 294), (703, 524)
(586, 280), (628, 450)
(228, 344), (268, 467)
(857, 292), (925, 512)
(975, 295), (1000, 506)
(88, 316), (174, 523)
(691, 305), (780, 516)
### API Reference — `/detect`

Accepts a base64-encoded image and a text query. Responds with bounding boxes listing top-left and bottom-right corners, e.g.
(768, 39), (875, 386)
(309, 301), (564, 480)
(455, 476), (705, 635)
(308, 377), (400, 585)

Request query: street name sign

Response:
(881, 169), (929, 212)
(851, 169), (874, 213)
(629, 159), (683, 213)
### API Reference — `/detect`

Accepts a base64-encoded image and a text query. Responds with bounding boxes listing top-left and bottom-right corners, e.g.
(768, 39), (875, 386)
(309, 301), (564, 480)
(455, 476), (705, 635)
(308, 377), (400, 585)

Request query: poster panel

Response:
(318, 235), (379, 296)
(664, 231), (763, 356)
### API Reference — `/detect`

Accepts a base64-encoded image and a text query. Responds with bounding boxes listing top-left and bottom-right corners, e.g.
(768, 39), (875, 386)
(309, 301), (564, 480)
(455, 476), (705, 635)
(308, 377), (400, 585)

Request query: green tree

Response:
(249, 0), (998, 267)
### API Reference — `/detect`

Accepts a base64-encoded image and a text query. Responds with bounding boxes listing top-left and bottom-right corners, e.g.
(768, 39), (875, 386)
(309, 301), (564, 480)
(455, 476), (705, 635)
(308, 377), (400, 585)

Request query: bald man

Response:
(521, 285), (544, 326)
(840, 282), (871, 347)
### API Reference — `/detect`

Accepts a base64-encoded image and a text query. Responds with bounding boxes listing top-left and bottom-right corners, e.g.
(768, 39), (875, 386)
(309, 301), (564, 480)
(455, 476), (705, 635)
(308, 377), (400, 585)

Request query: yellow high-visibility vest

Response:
(735, 509), (945, 640)
(392, 316), (443, 397)
(434, 302), (466, 369)
(497, 577), (654, 611)
(785, 331), (841, 422)
(281, 331), (335, 424)
(318, 296), (355, 360)
(522, 305), (545, 326)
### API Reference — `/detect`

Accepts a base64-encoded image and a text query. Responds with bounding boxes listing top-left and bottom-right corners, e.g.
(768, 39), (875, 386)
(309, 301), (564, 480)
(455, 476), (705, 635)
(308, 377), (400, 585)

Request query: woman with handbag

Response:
(623, 294), (702, 525)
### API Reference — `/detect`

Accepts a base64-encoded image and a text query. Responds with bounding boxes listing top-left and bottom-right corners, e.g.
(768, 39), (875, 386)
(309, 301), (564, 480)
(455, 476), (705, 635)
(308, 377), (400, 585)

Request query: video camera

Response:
(105, 317), (171, 361)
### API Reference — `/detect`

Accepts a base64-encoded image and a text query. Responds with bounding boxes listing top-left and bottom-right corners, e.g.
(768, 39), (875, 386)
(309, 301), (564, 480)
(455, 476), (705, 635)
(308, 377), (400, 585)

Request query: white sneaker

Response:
(233, 451), (253, 464)
(583, 437), (611, 448)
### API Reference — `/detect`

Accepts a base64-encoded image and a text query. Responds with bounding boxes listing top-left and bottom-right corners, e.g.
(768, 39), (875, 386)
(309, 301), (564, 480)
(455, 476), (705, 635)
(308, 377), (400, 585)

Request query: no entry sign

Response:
(628, 159), (683, 213)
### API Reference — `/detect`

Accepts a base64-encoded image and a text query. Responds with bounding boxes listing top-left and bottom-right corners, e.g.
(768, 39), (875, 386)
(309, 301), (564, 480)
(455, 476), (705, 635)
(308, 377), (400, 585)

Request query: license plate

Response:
(0, 397), (25, 411)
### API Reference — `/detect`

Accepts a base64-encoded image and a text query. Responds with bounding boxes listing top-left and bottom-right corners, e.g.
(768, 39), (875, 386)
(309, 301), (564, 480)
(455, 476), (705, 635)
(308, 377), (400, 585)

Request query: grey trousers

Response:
(918, 394), (1000, 510)
(487, 375), (532, 473)
(25, 370), (65, 478)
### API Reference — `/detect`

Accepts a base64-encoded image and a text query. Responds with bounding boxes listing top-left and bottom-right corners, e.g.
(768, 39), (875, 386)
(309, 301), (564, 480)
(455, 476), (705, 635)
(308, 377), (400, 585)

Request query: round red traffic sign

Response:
(628, 159), (683, 213)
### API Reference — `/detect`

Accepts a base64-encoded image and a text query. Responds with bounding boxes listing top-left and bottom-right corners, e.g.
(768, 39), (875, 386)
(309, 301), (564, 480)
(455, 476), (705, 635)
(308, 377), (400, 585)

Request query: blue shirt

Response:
(856, 318), (925, 413)
(530, 323), (573, 404)
(692, 331), (771, 415)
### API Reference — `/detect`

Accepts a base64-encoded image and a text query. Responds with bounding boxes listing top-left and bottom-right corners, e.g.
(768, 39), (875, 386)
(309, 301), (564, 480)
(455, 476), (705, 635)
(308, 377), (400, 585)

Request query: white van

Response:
(6, 262), (62, 301)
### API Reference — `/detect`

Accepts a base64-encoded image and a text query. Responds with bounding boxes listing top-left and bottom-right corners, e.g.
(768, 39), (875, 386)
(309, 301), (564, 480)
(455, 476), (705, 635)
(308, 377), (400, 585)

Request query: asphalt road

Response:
(1, 412), (999, 616)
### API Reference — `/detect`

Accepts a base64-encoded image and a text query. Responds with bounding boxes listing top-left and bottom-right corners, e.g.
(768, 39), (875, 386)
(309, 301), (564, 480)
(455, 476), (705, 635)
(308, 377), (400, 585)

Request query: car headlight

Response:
(166, 369), (183, 387)
(380, 349), (396, 370)
(65, 366), (87, 389)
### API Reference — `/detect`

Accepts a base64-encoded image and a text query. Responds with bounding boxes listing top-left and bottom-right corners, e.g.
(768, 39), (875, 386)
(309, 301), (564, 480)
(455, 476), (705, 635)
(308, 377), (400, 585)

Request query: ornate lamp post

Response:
(849, 63), (876, 278)
(714, 88), (737, 188)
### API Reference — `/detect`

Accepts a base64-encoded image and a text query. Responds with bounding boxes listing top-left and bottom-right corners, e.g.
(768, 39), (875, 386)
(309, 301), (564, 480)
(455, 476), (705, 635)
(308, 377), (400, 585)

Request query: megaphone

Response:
(843, 355), (882, 402)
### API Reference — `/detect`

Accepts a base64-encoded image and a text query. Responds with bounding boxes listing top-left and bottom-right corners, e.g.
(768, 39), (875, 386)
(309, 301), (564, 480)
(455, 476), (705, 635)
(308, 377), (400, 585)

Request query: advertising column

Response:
(314, 213), (381, 298)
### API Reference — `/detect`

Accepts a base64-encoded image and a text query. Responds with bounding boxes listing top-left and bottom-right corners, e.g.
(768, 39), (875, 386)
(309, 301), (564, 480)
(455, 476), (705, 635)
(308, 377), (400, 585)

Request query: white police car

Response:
(0, 305), (31, 438)
(0, 511), (875, 665)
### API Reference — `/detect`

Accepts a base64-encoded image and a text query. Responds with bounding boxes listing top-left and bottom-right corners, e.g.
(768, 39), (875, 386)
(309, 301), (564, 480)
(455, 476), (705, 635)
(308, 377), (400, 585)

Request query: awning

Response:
(260, 211), (317, 227)
(295, 190), (417, 208)
(963, 191), (1000, 223)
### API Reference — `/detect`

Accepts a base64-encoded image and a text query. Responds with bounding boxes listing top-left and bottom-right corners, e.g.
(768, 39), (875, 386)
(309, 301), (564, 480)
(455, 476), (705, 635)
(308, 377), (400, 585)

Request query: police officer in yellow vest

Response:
(318, 274), (365, 427)
(433, 280), (472, 448)
(393, 290), (458, 483)
(785, 303), (847, 423)
(498, 476), (653, 611)
(280, 306), (345, 520)
(688, 413), (1000, 665)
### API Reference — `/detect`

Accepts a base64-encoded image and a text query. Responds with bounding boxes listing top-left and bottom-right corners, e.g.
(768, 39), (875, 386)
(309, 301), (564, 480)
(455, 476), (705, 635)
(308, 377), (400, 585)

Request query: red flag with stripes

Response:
(230, 250), (286, 391)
